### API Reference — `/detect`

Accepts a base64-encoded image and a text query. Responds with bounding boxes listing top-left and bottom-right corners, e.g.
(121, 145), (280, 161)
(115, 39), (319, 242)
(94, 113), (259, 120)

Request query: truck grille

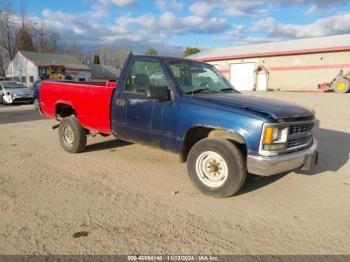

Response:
(286, 120), (315, 151)
(289, 122), (314, 135)
(287, 136), (312, 148)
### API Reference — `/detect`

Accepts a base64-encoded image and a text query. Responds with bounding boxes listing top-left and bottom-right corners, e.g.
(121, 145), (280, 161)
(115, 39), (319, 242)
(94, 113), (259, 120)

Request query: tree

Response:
(0, 51), (5, 77)
(144, 48), (158, 56)
(93, 54), (100, 64)
(183, 47), (200, 57)
(33, 22), (61, 53)
(62, 43), (86, 61)
(113, 48), (132, 69)
(0, 0), (63, 76)
(16, 1), (34, 51)
(0, 1), (17, 59)
(97, 46), (132, 68)
(16, 27), (35, 51)
(0, 1), (17, 76)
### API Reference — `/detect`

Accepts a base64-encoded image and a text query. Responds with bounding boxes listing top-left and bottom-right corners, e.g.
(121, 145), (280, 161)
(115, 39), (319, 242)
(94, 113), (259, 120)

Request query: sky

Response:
(9, 0), (350, 55)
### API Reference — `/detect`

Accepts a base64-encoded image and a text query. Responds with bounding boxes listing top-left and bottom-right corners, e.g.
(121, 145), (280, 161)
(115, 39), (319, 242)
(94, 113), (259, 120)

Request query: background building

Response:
(6, 51), (92, 86)
(189, 34), (350, 91)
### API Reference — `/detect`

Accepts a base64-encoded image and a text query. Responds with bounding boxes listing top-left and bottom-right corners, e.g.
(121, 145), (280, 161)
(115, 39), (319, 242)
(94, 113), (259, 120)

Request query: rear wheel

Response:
(187, 138), (247, 198)
(58, 116), (87, 153)
(333, 79), (350, 93)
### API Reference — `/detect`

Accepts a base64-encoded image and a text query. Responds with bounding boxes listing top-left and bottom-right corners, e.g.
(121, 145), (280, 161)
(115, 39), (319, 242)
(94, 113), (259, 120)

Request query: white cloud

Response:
(99, 0), (137, 7)
(189, 1), (215, 17)
(213, 25), (247, 41)
(32, 8), (227, 55)
(189, 0), (266, 17)
(91, 0), (137, 18)
(155, 0), (183, 12)
(22, 0), (350, 54)
(117, 11), (227, 35)
(189, 0), (349, 18)
(252, 13), (350, 38)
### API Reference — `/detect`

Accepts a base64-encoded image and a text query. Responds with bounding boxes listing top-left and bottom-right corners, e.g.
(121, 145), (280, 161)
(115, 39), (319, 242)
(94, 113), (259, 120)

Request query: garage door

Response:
(230, 63), (255, 91)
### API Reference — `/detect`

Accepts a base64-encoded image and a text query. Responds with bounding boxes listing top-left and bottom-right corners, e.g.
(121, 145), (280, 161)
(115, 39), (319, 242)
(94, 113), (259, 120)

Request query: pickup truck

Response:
(40, 54), (318, 198)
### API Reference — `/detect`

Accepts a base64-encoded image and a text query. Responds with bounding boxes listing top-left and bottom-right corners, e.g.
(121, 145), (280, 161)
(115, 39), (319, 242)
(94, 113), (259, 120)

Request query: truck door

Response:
(113, 58), (179, 150)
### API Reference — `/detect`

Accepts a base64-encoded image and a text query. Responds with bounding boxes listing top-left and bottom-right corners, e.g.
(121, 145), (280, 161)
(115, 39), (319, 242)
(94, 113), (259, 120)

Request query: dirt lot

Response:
(0, 92), (349, 255)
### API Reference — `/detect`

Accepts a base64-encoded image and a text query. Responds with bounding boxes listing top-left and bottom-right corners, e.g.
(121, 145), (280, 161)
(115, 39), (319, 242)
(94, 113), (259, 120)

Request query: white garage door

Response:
(230, 63), (255, 91)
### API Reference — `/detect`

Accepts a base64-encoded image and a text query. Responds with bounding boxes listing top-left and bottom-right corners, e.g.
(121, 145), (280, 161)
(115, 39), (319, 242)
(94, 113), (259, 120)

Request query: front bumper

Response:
(247, 139), (318, 176)
(13, 97), (33, 103)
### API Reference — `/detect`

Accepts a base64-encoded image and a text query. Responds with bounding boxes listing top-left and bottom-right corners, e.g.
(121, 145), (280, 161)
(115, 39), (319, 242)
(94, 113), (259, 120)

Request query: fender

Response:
(176, 96), (268, 155)
(179, 124), (248, 162)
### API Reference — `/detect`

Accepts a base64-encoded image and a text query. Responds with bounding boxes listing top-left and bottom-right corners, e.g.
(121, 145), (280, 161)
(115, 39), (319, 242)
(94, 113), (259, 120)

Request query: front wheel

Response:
(58, 116), (87, 153)
(34, 98), (39, 110)
(187, 138), (247, 198)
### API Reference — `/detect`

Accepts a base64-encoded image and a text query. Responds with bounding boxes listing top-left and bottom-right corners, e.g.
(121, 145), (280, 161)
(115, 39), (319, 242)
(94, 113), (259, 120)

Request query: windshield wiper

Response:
(185, 88), (210, 94)
(220, 88), (236, 92)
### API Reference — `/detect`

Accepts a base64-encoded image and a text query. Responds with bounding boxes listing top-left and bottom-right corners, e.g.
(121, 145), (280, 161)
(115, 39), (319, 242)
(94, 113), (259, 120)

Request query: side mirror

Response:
(145, 87), (170, 100)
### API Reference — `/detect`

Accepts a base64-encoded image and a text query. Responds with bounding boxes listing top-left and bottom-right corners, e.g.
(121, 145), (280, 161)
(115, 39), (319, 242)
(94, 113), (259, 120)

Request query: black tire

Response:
(34, 98), (39, 109)
(333, 79), (350, 93)
(58, 116), (87, 153)
(187, 138), (247, 198)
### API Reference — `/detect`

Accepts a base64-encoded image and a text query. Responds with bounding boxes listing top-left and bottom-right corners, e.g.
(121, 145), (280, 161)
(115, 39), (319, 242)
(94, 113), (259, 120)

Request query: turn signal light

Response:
(263, 127), (273, 144)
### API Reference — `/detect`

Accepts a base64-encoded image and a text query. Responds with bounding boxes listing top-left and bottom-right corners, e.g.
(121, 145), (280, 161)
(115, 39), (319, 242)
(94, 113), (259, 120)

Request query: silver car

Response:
(0, 81), (34, 104)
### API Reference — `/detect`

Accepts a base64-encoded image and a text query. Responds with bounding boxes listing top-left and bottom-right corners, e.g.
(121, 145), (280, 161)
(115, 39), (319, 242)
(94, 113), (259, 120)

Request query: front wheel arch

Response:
(180, 126), (247, 162)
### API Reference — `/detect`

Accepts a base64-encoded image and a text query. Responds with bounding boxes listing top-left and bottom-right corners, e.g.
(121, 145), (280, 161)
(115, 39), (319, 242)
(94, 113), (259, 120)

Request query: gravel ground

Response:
(0, 92), (349, 255)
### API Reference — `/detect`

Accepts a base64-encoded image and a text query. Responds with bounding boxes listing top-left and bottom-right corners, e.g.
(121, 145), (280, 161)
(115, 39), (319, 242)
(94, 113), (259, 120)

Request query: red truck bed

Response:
(40, 81), (116, 134)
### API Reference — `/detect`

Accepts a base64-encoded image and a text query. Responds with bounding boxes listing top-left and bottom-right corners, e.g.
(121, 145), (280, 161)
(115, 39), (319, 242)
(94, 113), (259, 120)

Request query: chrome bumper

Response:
(247, 139), (318, 176)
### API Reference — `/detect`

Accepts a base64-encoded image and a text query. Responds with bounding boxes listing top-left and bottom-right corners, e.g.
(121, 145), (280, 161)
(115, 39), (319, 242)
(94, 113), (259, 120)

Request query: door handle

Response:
(116, 98), (126, 106)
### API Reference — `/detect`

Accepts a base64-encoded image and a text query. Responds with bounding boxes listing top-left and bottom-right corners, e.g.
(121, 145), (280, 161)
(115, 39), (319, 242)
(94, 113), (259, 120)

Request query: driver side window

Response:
(124, 60), (168, 94)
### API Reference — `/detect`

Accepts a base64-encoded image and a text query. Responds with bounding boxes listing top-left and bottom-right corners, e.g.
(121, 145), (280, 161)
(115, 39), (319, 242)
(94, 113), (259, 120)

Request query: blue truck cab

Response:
(109, 54), (318, 197)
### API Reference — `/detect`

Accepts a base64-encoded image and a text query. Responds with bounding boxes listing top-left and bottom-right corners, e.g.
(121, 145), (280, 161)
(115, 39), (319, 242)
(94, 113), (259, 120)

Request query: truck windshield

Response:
(166, 60), (238, 94)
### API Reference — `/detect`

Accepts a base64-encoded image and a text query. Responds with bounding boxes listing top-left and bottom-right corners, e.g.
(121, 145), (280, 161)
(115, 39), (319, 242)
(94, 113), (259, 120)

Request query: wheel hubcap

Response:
(62, 126), (75, 146)
(195, 151), (228, 188)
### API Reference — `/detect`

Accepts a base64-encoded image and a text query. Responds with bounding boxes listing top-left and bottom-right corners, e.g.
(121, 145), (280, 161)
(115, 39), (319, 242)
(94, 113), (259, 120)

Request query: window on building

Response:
(38, 67), (49, 78)
(21, 76), (26, 83)
(29, 76), (34, 83)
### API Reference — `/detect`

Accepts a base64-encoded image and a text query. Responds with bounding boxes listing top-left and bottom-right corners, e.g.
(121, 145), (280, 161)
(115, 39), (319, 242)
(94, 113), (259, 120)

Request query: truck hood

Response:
(193, 93), (314, 120)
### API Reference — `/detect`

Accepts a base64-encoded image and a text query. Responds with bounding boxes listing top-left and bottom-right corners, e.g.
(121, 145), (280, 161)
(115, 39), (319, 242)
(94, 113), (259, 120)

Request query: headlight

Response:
(261, 125), (289, 153)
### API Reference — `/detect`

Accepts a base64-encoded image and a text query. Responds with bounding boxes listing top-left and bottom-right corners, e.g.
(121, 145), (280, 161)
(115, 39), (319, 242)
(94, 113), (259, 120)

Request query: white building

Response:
(6, 51), (92, 86)
(188, 34), (350, 91)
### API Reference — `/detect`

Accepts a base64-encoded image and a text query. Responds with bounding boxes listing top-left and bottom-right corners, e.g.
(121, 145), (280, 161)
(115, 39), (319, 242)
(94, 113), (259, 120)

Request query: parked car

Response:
(39, 54), (318, 198)
(32, 80), (41, 110)
(0, 81), (34, 104)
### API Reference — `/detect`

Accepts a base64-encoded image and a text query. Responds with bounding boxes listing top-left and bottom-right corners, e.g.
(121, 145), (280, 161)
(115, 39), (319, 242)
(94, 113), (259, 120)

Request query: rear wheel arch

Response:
(180, 126), (247, 162)
(55, 103), (77, 120)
